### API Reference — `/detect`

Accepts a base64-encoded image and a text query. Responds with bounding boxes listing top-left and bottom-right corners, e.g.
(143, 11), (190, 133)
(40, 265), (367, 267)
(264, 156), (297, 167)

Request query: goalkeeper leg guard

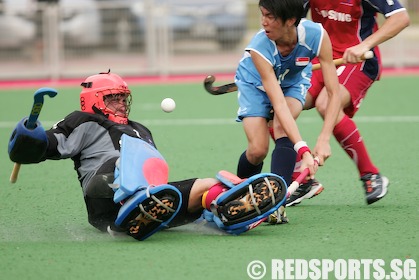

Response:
(205, 171), (287, 234)
(112, 134), (169, 204)
(114, 184), (182, 241)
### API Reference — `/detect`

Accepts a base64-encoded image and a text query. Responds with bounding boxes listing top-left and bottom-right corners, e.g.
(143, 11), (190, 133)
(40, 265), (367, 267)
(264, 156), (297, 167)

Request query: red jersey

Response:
(304, 0), (406, 80)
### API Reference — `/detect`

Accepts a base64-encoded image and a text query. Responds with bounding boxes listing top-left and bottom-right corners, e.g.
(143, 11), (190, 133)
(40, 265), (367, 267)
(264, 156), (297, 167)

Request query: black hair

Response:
(259, 0), (305, 26)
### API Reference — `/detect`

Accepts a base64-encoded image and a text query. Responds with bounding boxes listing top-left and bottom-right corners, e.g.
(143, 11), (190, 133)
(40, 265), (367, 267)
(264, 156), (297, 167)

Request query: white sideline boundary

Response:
(1, 116), (419, 128)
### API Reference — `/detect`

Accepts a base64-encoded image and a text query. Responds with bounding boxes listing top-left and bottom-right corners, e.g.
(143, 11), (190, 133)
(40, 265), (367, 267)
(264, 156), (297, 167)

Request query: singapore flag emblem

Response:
(295, 57), (310, 66)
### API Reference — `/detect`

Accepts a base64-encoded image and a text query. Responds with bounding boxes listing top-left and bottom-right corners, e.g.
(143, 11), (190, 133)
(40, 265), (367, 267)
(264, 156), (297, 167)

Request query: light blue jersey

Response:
(235, 19), (324, 121)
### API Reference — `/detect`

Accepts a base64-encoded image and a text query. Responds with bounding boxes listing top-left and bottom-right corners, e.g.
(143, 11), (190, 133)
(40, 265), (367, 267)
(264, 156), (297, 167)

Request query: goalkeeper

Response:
(8, 71), (288, 241)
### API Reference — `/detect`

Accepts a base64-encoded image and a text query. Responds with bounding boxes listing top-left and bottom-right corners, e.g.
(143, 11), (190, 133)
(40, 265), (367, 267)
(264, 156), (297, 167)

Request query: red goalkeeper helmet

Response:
(80, 70), (132, 124)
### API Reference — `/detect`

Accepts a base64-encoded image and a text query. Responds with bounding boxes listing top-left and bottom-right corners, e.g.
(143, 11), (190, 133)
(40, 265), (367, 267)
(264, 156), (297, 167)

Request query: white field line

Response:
(1, 116), (419, 128)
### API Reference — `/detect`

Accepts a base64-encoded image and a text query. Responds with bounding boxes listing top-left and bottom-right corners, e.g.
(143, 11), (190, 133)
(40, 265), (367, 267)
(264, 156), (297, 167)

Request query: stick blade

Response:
(203, 75), (216, 94)
(203, 75), (238, 95)
(34, 87), (58, 101)
(204, 75), (215, 84)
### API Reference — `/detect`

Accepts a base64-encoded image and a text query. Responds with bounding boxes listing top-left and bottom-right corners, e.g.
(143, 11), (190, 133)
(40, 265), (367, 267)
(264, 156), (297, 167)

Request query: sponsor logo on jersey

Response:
(295, 57), (310, 66)
(316, 9), (352, 22)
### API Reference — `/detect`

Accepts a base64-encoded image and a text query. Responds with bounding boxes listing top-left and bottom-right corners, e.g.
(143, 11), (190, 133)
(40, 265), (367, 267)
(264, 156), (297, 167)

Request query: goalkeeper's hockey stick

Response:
(10, 87), (58, 183)
(204, 51), (374, 95)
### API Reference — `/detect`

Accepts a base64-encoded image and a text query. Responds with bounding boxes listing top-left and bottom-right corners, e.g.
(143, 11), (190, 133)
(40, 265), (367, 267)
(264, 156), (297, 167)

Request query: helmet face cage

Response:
(80, 72), (132, 124)
(102, 91), (132, 119)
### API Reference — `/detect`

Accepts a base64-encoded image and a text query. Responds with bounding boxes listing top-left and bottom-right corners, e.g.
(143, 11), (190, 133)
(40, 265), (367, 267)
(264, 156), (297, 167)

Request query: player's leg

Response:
(166, 174), (285, 231)
(126, 171), (288, 235)
(84, 162), (180, 239)
(236, 81), (272, 178)
(270, 81), (307, 187)
(237, 117), (270, 178)
(110, 135), (182, 240)
(315, 64), (389, 204)
(282, 68), (325, 206)
(112, 175), (221, 240)
(168, 178), (219, 227)
(266, 81), (325, 211)
(258, 71), (321, 207)
(286, 104), (325, 206)
(84, 157), (121, 232)
(119, 172), (287, 235)
(83, 156), (175, 239)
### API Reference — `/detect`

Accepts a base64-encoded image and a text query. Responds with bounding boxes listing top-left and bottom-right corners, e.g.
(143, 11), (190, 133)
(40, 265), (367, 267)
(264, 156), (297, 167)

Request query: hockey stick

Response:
(204, 51), (374, 95)
(203, 76), (237, 96)
(261, 157), (320, 225)
(283, 156), (320, 198)
(10, 87), (58, 184)
(311, 50), (374, 71)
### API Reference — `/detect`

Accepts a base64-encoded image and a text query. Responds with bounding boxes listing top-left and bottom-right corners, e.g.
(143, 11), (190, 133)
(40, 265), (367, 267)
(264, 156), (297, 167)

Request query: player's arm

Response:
(313, 30), (341, 165)
(251, 51), (302, 144)
(8, 117), (70, 164)
(250, 50), (317, 178)
(344, 9), (410, 63)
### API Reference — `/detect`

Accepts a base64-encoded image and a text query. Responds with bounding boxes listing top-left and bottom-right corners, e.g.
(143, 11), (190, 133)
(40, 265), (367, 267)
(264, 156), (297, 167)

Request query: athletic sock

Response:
(271, 137), (297, 186)
(202, 182), (227, 210)
(333, 115), (379, 177)
(237, 151), (263, 179)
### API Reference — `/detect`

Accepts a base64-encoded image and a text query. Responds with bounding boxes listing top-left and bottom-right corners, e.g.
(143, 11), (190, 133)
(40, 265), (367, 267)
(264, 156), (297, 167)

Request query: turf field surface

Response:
(0, 75), (418, 280)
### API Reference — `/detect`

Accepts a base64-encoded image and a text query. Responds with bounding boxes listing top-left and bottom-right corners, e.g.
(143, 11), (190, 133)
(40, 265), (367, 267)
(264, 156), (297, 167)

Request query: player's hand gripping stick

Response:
(9, 88), (58, 183)
(286, 156), (320, 198)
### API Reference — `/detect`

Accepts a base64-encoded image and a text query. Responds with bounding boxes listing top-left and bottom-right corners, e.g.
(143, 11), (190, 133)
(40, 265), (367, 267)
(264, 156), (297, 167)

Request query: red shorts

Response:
(309, 62), (374, 118)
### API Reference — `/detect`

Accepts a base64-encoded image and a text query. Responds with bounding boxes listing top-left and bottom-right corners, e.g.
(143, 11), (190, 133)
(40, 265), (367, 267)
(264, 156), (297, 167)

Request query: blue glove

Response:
(8, 117), (48, 164)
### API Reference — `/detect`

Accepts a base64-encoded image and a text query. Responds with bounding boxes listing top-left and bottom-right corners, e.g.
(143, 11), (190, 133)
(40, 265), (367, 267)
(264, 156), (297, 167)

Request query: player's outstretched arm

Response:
(344, 10), (410, 63)
(313, 30), (341, 165)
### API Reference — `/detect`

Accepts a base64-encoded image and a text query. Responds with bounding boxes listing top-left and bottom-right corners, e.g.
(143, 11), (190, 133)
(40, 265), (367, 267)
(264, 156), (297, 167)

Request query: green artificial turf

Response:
(0, 75), (418, 280)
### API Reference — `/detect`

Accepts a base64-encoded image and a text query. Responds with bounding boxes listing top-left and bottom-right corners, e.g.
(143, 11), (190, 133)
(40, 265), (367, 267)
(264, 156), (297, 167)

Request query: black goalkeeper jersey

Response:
(44, 111), (155, 190)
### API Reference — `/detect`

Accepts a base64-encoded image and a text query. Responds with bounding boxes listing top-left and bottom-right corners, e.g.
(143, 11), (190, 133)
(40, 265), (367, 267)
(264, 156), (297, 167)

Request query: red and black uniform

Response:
(303, 0), (406, 181)
(303, 0), (406, 116)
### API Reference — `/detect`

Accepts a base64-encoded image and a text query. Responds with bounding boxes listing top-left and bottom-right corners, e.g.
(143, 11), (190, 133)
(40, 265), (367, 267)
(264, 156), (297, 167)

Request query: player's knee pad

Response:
(8, 117), (48, 164)
(205, 171), (287, 235)
(84, 172), (119, 232)
(84, 172), (115, 198)
(114, 184), (182, 241)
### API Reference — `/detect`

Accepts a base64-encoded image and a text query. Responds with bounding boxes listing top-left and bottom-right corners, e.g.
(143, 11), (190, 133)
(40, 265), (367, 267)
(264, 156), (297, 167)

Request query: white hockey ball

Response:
(161, 98), (176, 113)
